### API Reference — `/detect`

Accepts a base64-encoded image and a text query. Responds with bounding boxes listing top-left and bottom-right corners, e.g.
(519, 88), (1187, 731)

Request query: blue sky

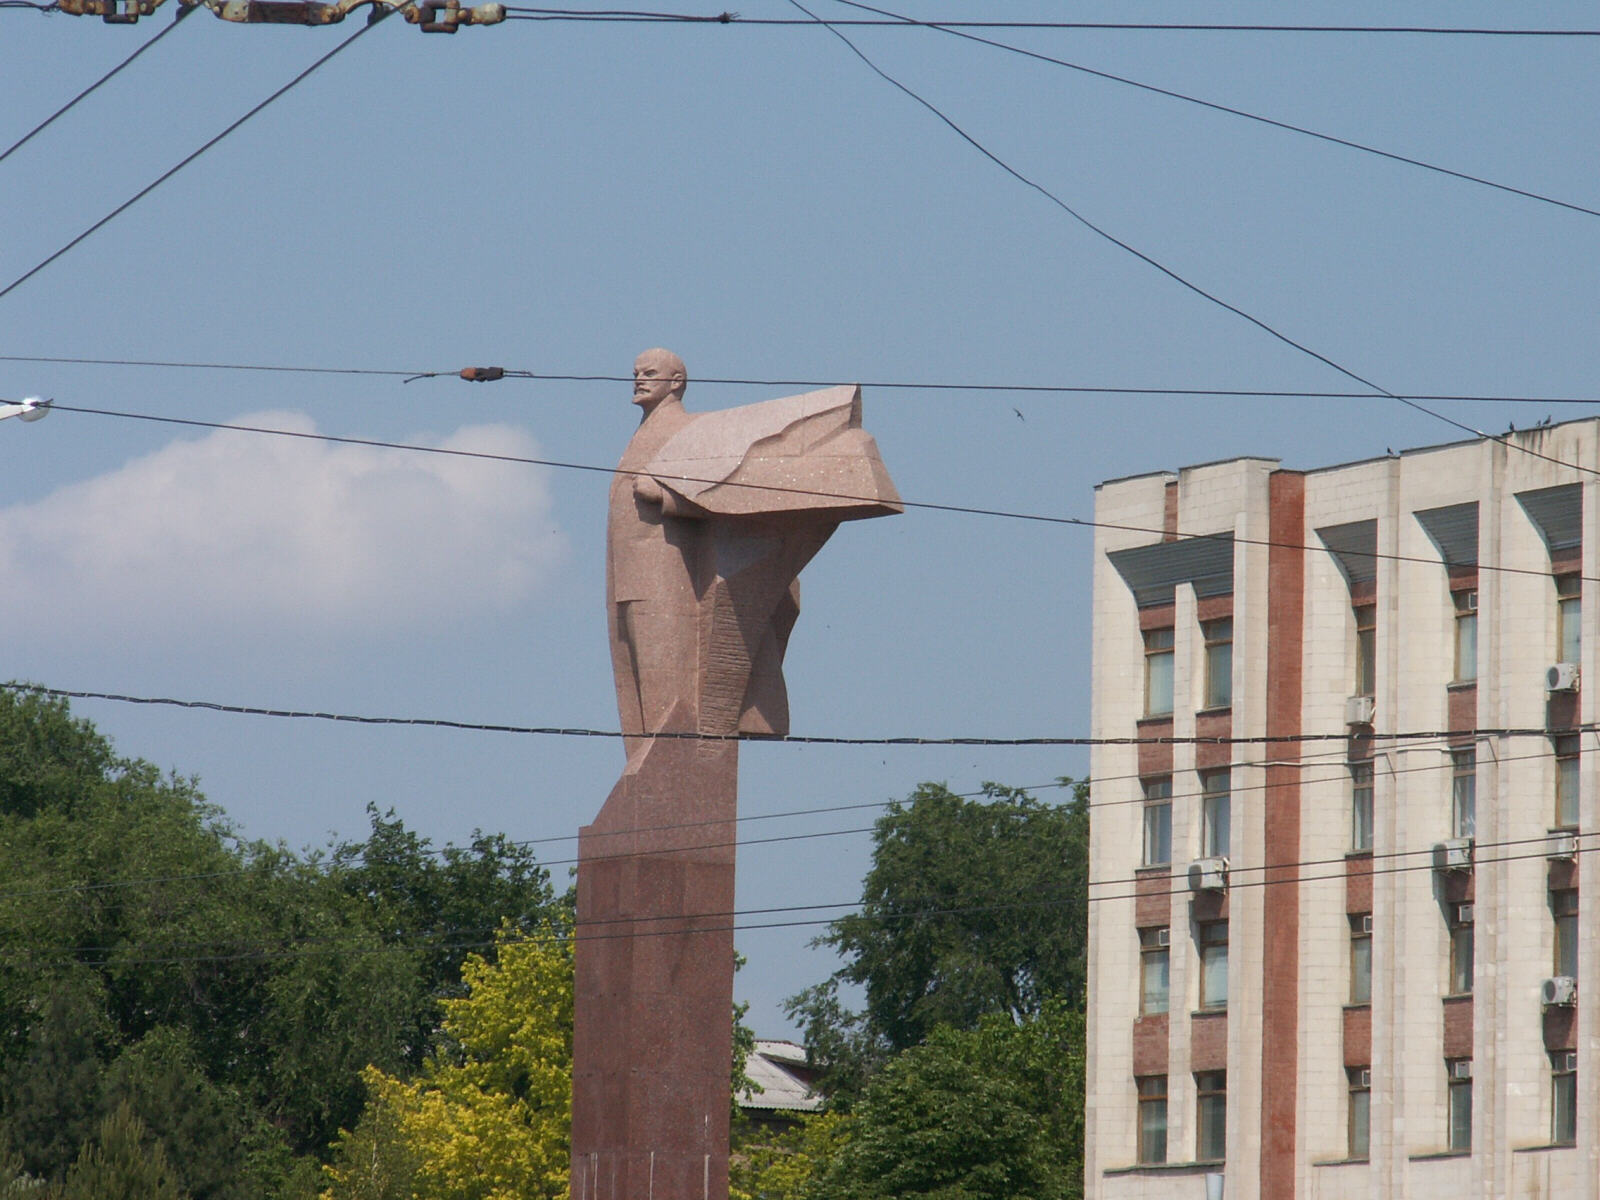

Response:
(2, 1), (1595, 1035)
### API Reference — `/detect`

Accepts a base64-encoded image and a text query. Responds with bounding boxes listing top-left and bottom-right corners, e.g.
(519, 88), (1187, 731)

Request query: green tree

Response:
(786, 779), (1088, 1097)
(814, 1006), (1084, 1200)
(57, 1102), (187, 1200)
(0, 690), (567, 1193)
(0, 978), (112, 1181)
(101, 1028), (247, 1200)
(0, 689), (116, 821)
(323, 925), (573, 1200)
(328, 806), (561, 1070)
(731, 1111), (853, 1200)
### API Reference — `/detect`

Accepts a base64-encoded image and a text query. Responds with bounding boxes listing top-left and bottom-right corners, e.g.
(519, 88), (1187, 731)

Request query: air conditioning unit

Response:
(1358, 1067), (1372, 1088)
(1547, 662), (1580, 692)
(1542, 976), (1578, 1007)
(1449, 1059), (1473, 1080)
(1345, 695), (1376, 726)
(1456, 903), (1475, 925)
(1432, 838), (1473, 871)
(1559, 1052), (1577, 1072)
(1546, 831), (1579, 861)
(1187, 856), (1229, 893)
(1155, 928), (1171, 947)
(1359, 914), (1374, 934)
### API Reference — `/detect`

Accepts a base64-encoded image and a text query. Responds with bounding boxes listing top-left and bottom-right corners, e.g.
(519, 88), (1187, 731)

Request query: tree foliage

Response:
(815, 1006), (1085, 1200)
(730, 1111), (852, 1200)
(323, 926), (573, 1200)
(786, 780), (1088, 1097)
(56, 1103), (188, 1200)
(0, 690), (562, 1195)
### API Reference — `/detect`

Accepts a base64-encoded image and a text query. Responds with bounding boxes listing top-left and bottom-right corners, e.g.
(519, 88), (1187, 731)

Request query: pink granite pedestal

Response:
(571, 735), (738, 1200)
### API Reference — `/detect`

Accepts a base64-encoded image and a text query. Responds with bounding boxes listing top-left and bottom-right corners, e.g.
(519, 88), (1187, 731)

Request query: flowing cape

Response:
(644, 385), (903, 520)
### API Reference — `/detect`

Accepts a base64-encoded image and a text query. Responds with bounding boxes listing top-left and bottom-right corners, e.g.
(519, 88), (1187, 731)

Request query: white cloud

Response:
(0, 412), (568, 643)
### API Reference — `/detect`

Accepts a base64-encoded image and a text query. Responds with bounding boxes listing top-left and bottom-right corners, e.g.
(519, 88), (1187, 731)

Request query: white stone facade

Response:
(1086, 425), (1600, 1199)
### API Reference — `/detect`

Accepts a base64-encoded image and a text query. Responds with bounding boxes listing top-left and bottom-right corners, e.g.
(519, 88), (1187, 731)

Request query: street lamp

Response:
(0, 397), (50, 422)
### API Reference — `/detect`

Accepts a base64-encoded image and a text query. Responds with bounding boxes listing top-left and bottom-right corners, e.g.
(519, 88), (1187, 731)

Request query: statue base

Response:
(571, 735), (738, 1200)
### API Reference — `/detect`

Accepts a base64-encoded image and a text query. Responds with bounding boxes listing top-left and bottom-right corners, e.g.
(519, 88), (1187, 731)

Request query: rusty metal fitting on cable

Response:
(460, 366), (506, 383)
(56, 0), (160, 22)
(406, 0), (503, 31)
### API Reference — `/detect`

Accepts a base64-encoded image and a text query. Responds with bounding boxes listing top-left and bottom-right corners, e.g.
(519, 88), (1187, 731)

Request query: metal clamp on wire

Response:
(209, 0), (343, 21)
(56, 0), (161, 22)
(406, 0), (503, 31)
(460, 367), (505, 383)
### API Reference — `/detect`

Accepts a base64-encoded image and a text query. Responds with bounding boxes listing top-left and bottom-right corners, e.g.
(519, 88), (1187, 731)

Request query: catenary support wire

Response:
(0, 5), (192, 166)
(0, 14), (384, 303)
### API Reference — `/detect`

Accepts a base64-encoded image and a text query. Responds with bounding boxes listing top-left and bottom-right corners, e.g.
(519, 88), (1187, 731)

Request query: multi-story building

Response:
(1085, 422), (1600, 1199)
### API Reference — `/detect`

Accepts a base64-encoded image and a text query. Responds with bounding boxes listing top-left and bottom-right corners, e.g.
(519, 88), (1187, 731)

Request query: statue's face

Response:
(633, 351), (685, 409)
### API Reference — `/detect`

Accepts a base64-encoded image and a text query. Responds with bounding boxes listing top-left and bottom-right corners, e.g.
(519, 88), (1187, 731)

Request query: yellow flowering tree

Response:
(322, 926), (573, 1200)
(730, 1110), (853, 1200)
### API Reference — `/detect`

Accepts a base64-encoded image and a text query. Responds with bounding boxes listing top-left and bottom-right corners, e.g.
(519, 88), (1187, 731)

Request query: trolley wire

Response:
(830, 0), (1600, 221)
(4, 837), (1593, 969)
(0, 7), (192, 167)
(0, 14), (384, 304)
(788, 0), (1600, 489)
(497, 10), (1600, 36)
(9, 681), (1599, 751)
(0, 735), (1571, 905)
(5, 354), (1595, 408)
(31, 401), (1600, 587)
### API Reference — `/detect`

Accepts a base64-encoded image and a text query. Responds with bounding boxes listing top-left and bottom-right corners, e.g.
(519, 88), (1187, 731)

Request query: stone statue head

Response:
(633, 348), (687, 411)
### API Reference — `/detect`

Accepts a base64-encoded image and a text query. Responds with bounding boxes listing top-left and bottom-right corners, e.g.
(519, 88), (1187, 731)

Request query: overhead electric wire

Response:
(0, 7), (191, 168)
(830, 0), (1600, 221)
(33, 401), (1600, 588)
(0, 736), (1569, 904)
(788, 1), (1600, 491)
(5, 354), (1595, 408)
(6, 838), (1595, 970)
(0, 14), (384, 304)
(9, 681), (1599, 750)
(497, 9), (1600, 36)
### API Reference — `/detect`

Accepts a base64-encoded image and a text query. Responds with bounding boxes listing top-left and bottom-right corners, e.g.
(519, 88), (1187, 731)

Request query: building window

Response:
(1195, 1071), (1227, 1162)
(1555, 735), (1580, 829)
(1553, 889), (1579, 979)
(1552, 1052), (1577, 1145)
(1200, 769), (1231, 858)
(1451, 748), (1476, 839)
(1145, 627), (1175, 717)
(1137, 1075), (1168, 1164)
(1348, 1067), (1371, 1159)
(1453, 589), (1477, 682)
(1447, 1059), (1472, 1152)
(1139, 926), (1170, 1015)
(1202, 618), (1232, 709)
(1199, 920), (1228, 1010)
(1141, 777), (1172, 866)
(1351, 761), (1374, 851)
(1350, 913), (1372, 1005)
(1557, 575), (1581, 664)
(1355, 603), (1376, 696)
(1448, 902), (1474, 995)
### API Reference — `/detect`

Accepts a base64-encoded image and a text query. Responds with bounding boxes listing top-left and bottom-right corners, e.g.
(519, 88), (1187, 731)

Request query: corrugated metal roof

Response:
(1106, 533), (1235, 608)
(1316, 519), (1378, 586)
(738, 1042), (822, 1113)
(1517, 483), (1583, 553)
(1415, 502), (1479, 569)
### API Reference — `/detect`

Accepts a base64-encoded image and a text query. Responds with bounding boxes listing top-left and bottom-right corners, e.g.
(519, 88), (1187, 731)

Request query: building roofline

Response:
(1094, 468), (1177, 491)
(1099, 416), (1600, 490)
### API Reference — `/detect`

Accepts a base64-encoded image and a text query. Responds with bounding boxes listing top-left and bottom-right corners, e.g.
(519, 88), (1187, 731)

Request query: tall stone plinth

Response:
(571, 735), (738, 1200)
